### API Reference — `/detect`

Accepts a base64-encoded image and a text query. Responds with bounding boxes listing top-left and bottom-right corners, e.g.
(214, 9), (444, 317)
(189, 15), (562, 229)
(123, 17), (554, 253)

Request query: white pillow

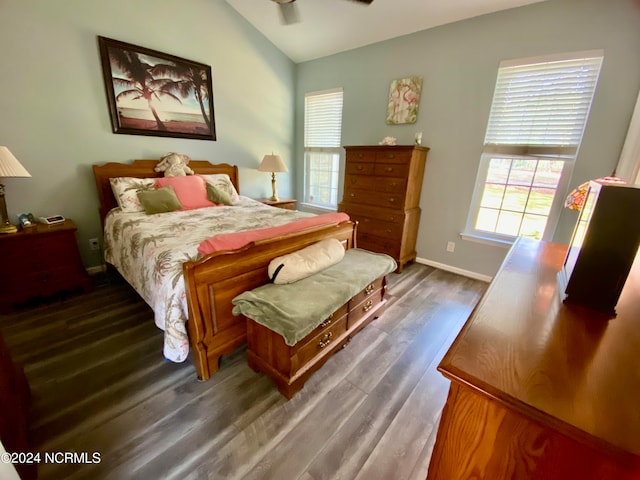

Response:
(268, 238), (345, 284)
(109, 177), (157, 213)
(200, 174), (240, 204)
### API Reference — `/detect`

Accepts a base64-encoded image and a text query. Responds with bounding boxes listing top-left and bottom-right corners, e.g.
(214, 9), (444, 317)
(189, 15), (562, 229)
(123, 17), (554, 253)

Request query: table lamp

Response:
(0, 146), (31, 234)
(258, 154), (288, 202)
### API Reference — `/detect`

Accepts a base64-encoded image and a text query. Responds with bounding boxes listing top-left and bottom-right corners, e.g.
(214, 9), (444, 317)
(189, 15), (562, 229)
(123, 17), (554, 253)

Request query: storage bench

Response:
(232, 248), (396, 398)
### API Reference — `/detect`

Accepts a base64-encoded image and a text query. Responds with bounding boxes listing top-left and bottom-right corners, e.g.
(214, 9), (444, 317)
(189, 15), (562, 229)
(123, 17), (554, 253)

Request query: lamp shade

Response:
(258, 154), (288, 173)
(565, 176), (626, 211)
(0, 147), (31, 177)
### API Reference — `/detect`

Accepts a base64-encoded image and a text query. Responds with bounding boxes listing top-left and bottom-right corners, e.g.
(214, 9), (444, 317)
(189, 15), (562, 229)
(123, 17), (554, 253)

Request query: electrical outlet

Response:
(89, 238), (100, 251)
(446, 241), (455, 253)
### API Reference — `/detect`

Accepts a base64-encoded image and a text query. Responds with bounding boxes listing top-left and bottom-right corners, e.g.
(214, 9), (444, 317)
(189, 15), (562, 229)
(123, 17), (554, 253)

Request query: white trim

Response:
(616, 88), (640, 184)
(304, 87), (343, 98)
(415, 257), (492, 283)
(87, 265), (106, 275)
(460, 232), (513, 248)
(298, 202), (336, 215)
(499, 49), (604, 68)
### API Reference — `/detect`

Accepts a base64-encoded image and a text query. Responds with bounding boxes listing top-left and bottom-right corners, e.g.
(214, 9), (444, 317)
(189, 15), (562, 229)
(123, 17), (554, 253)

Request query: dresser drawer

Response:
(293, 314), (347, 372)
(352, 215), (403, 241)
(339, 203), (405, 224)
(375, 150), (413, 164)
(358, 233), (401, 259)
(343, 188), (405, 209)
(374, 163), (410, 177)
(347, 150), (376, 163)
(344, 174), (407, 194)
(346, 162), (375, 176)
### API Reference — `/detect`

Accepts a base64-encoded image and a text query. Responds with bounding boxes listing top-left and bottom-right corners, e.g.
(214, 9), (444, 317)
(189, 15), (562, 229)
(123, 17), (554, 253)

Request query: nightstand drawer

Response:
(0, 219), (91, 309)
(3, 266), (84, 300)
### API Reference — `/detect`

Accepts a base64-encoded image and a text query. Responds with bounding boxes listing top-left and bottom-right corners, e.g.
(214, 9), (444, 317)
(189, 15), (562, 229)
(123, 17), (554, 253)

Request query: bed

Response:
(93, 160), (357, 380)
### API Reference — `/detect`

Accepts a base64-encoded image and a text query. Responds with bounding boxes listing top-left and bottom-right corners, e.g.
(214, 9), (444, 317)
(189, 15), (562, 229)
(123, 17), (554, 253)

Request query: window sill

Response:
(461, 232), (514, 248)
(298, 202), (337, 214)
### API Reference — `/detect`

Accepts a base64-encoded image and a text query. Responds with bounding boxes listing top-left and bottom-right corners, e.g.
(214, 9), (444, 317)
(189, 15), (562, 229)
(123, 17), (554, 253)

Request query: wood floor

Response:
(0, 263), (486, 480)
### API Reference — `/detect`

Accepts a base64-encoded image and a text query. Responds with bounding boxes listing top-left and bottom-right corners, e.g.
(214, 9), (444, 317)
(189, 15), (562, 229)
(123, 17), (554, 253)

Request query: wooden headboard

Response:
(92, 160), (240, 227)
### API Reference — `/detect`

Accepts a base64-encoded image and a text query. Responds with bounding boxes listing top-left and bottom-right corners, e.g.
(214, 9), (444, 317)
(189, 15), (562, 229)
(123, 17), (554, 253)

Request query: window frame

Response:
(303, 147), (341, 209)
(464, 50), (603, 245)
(303, 87), (344, 209)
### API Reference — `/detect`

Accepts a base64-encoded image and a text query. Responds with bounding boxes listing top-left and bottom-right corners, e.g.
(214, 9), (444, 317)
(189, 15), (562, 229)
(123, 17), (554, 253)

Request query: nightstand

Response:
(258, 198), (297, 210)
(0, 219), (92, 310)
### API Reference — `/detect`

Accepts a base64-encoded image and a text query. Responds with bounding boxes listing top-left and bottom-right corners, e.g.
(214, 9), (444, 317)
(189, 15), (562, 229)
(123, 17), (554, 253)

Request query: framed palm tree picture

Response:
(98, 36), (216, 141)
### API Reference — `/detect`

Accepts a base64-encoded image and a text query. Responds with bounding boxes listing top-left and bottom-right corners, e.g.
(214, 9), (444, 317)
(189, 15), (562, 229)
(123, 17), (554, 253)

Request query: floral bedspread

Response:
(104, 196), (312, 362)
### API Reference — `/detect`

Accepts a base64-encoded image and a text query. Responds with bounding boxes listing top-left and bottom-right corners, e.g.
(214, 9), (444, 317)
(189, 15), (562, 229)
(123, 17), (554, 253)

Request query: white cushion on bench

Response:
(268, 238), (345, 284)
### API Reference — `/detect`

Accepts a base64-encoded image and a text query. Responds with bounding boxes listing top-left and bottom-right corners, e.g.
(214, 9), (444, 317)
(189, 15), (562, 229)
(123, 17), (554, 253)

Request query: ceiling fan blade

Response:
(279, 2), (300, 24)
(349, 0), (374, 4)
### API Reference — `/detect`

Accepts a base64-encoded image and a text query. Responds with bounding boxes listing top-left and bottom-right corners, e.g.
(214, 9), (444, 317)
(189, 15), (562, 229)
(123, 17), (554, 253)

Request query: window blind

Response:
(484, 53), (603, 157)
(304, 88), (343, 148)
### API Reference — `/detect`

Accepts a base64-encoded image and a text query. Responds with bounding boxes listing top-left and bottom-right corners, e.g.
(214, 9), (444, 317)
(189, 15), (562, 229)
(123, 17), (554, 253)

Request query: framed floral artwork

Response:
(98, 36), (216, 141)
(386, 76), (423, 125)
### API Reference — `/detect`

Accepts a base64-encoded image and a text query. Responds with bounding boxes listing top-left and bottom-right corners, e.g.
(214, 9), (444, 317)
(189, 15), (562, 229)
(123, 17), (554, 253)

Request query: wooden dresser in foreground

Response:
(427, 238), (640, 480)
(338, 145), (428, 272)
(0, 220), (92, 311)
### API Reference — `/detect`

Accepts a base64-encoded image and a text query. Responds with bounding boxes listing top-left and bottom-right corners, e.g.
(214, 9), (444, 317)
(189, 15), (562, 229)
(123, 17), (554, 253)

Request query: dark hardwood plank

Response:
(0, 264), (486, 480)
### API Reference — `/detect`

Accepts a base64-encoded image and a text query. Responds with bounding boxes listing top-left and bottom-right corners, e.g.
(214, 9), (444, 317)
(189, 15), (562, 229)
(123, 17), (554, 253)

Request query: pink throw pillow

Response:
(155, 175), (215, 210)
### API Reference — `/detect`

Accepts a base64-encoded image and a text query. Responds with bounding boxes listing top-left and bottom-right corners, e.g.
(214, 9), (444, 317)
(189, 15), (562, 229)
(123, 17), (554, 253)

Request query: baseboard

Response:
(415, 257), (492, 283)
(86, 264), (107, 275)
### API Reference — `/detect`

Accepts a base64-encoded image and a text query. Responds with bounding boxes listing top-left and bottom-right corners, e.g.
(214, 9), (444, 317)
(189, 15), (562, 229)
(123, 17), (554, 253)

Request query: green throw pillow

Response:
(137, 186), (183, 214)
(206, 182), (233, 205)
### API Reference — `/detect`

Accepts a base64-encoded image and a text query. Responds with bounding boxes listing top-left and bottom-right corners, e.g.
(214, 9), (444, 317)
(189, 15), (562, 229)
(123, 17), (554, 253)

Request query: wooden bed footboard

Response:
(183, 220), (357, 381)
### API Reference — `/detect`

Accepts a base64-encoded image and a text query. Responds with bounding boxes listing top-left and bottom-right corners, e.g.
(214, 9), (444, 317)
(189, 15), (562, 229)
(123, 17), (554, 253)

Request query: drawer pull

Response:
(320, 317), (333, 328)
(389, 182), (397, 188)
(318, 332), (333, 348)
(350, 193), (355, 198)
(356, 165), (364, 171)
(388, 197), (396, 203)
(386, 154), (396, 159)
(363, 300), (374, 312)
(385, 167), (394, 173)
(364, 283), (375, 295)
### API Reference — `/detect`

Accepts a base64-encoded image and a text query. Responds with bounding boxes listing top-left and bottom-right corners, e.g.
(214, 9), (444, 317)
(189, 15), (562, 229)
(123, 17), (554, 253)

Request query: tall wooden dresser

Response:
(338, 145), (429, 272)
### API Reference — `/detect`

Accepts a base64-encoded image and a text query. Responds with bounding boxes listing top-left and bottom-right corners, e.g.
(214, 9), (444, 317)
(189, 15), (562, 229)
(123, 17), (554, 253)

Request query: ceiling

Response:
(225, 0), (549, 63)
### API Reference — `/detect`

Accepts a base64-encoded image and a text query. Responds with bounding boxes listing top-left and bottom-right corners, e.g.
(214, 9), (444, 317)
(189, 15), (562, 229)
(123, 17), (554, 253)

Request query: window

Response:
(304, 88), (344, 208)
(465, 51), (603, 243)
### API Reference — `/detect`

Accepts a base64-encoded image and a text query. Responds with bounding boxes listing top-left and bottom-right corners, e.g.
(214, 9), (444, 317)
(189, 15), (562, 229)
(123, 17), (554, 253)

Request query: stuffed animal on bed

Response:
(154, 152), (194, 177)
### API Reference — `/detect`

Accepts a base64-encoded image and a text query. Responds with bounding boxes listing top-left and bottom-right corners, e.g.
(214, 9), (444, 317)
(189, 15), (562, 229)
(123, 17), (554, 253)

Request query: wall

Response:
(296, 0), (640, 277)
(0, 0), (296, 268)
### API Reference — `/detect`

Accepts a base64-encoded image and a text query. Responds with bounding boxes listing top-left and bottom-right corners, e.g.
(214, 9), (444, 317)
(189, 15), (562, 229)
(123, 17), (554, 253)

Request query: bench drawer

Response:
(293, 314), (347, 373)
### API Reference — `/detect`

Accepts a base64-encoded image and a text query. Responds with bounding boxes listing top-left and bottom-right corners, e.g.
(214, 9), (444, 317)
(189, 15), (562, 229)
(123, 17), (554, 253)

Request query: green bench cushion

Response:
(232, 248), (397, 346)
